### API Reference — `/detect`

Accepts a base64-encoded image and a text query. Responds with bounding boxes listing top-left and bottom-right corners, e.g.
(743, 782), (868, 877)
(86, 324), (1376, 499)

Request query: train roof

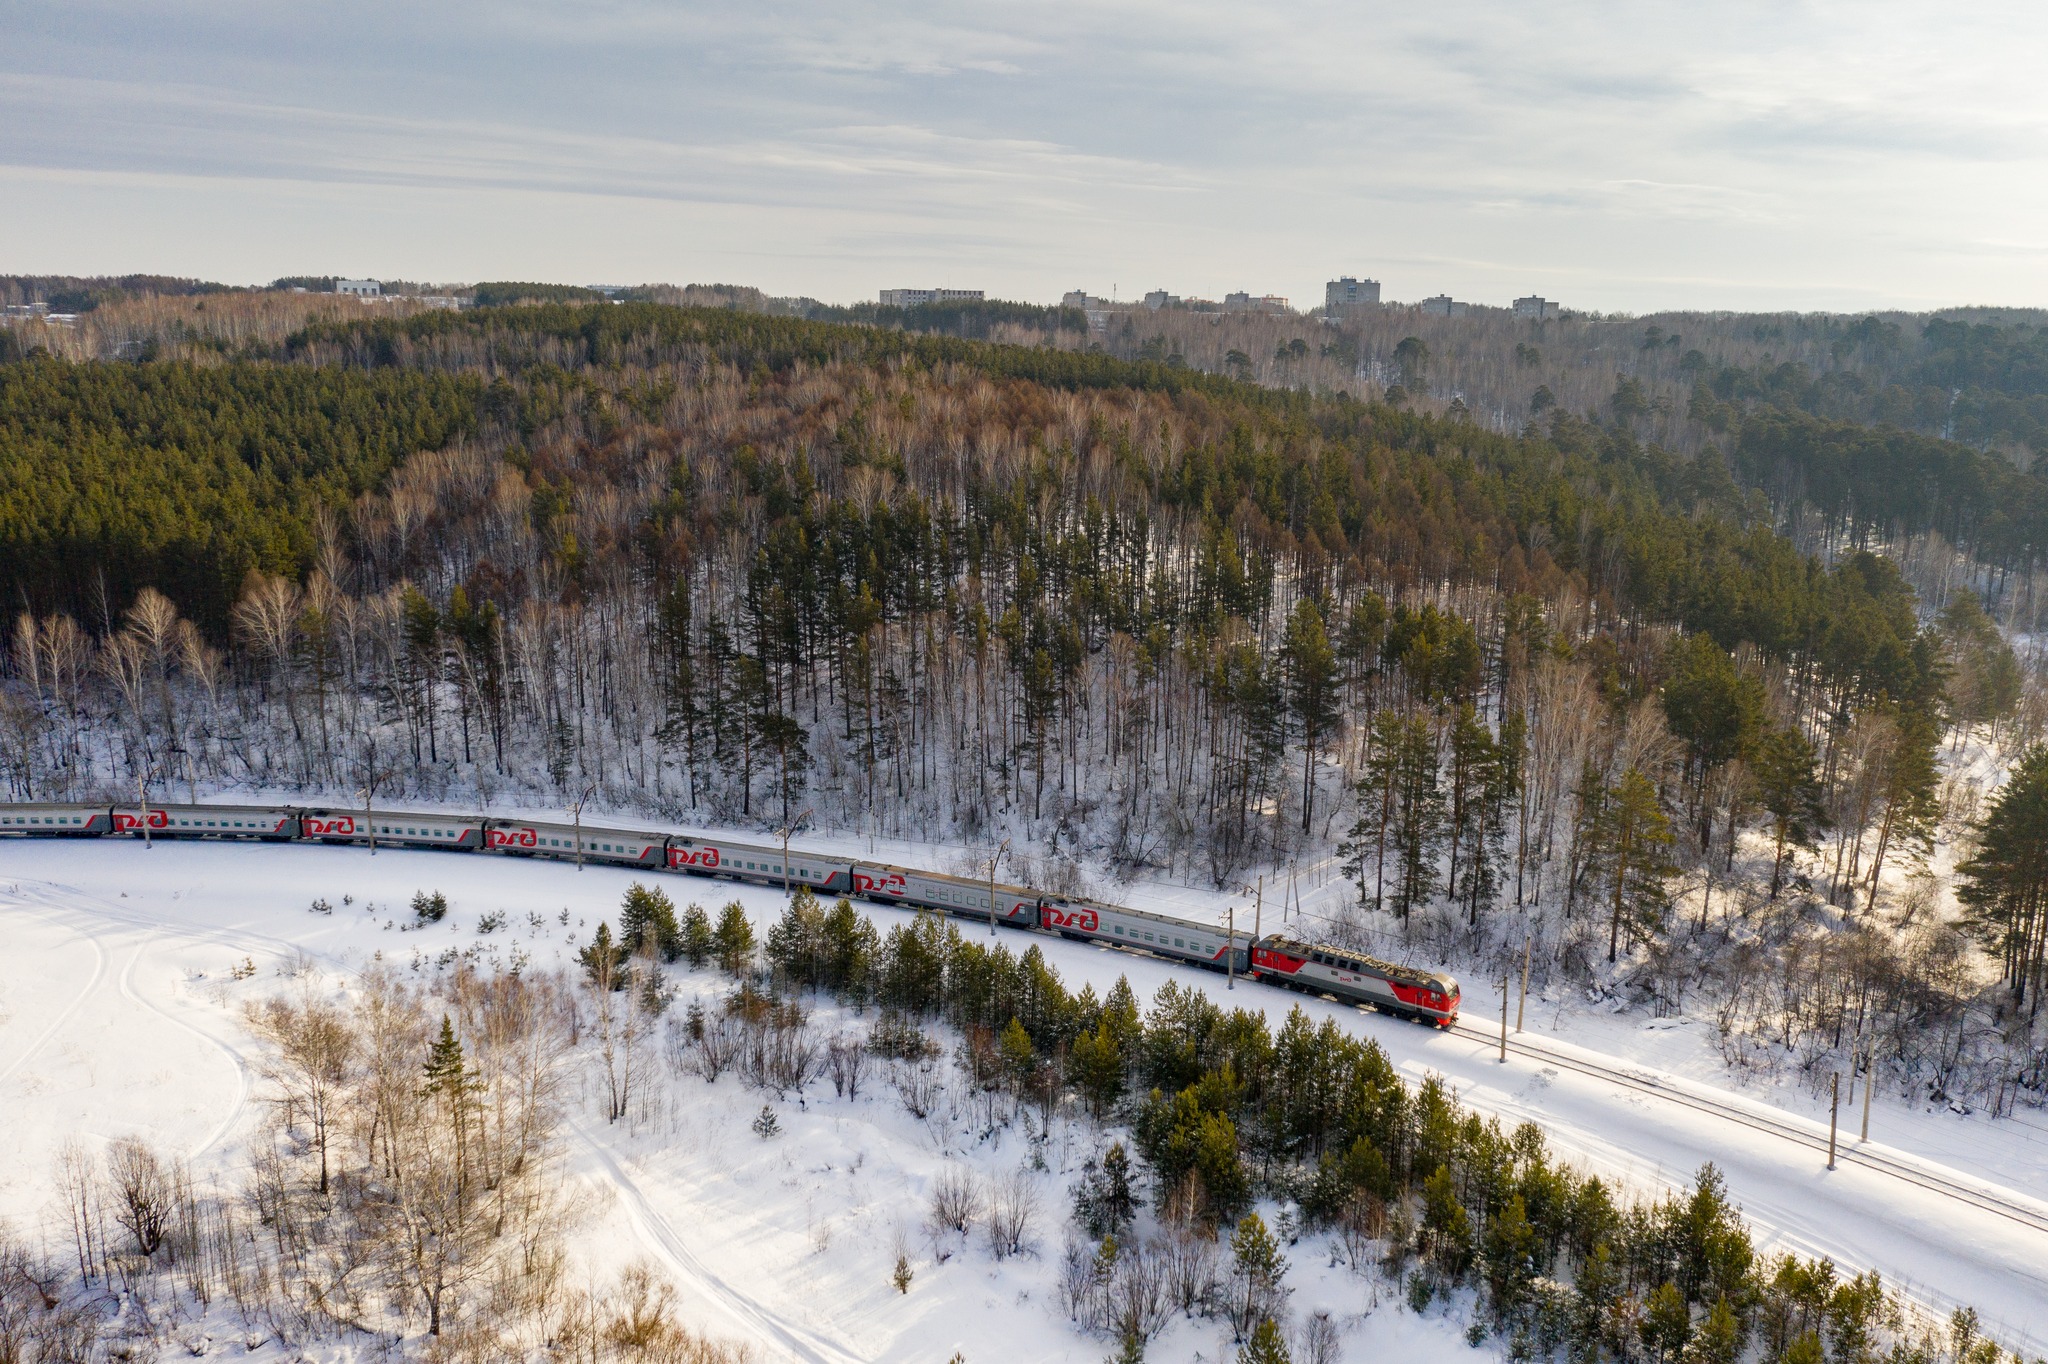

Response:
(1261, 933), (1457, 990)
(121, 801), (301, 815)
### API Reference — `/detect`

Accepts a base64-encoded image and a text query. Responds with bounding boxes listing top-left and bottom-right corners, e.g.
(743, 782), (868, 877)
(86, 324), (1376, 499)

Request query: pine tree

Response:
(1446, 704), (1502, 922)
(420, 1015), (473, 1101)
(1227, 1212), (1290, 1339)
(1641, 1282), (1692, 1363)
(1075, 1142), (1137, 1239)
(619, 883), (684, 962)
(1957, 745), (2048, 1007)
(420, 1015), (480, 1190)
(1862, 708), (1941, 913)
(1421, 1165), (1472, 1276)
(680, 902), (715, 968)
(713, 901), (756, 977)
(1751, 726), (1827, 899)
(578, 921), (629, 989)
(1598, 767), (1677, 962)
(1481, 1192), (1539, 1321)
(1687, 1297), (1744, 1364)
(1283, 597), (1339, 833)
(1070, 1020), (1124, 1117)
(1236, 1317), (1291, 1364)
(1349, 710), (1444, 919)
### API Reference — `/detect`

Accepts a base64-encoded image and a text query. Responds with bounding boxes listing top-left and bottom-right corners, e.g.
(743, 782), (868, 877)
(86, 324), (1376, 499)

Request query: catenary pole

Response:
(1827, 1072), (1841, 1170)
(987, 837), (1011, 937)
(1517, 931), (1532, 1032)
(1860, 1044), (1874, 1141)
(573, 784), (595, 871)
(1499, 969), (1509, 1062)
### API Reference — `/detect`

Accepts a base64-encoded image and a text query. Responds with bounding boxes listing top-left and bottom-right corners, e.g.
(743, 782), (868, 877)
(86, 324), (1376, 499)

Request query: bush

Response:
(411, 890), (448, 923)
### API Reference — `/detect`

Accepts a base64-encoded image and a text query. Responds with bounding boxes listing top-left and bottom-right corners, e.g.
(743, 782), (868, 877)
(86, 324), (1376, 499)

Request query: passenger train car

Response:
(0, 800), (1459, 1026)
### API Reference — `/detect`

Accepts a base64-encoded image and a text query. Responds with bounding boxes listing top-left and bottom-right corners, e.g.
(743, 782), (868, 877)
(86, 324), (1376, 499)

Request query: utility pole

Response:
(1860, 1044), (1874, 1141)
(1499, 968), (1509, 1062)
(1827, 1072), (1841, 1170)
(358, 737), (380, 856)
(987, 837), (1011, 936)
(780, 807), (812, 898)
(573, 783), (595, 871)
(137, 770), (152, 851)
(1227, 899), (1236, 990)
(1516, 932), (1532, 1033)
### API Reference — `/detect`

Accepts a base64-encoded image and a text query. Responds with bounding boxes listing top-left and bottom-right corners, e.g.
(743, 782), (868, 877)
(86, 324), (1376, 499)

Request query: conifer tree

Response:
(1236, 1317), (1291, 1364)
(1598, 767), (1677, 962)
(619, 883), (684, 962)
(1283, 597), (1339, 833)
(1227, 1212), (1290, 1340)
(1751, 726), (1827, 898)
(713, 901), (757, 977)
(578, 922), (629, 989)
(1958, 745), (2048, 1006)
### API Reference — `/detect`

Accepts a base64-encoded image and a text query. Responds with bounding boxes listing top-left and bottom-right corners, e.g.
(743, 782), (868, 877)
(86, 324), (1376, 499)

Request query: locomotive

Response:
(0, 800), (1460, 1026)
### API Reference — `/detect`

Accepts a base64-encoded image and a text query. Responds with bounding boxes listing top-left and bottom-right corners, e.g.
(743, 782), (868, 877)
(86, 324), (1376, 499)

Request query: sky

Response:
(4, 1), (2048, 314)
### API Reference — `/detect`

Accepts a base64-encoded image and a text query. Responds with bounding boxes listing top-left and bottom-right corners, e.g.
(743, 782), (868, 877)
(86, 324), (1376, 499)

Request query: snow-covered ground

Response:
(3, 834), (2046, 1356)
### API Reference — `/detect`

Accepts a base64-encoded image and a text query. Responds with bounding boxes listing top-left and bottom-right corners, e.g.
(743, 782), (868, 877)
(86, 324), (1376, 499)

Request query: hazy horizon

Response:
(5, 2), (2048, 315)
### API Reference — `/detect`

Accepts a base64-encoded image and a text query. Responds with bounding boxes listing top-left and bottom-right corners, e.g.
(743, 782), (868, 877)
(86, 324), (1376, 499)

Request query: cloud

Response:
(4, 0), (2048, 309)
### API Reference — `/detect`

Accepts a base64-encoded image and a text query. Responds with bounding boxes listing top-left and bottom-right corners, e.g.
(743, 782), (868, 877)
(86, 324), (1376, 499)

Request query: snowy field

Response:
(3, 834), (2047, 1357)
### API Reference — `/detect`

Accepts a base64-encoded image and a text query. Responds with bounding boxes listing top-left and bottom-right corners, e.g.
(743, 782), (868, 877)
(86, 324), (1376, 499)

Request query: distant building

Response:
(1513, 295), (1560, 320)
(1061, 290), (1116, 310)
(879, 287), (985, 307)
(1325, 277), (1382, 311)
(1224, 292), (1291, 314)
(335, 279), (381, 297)
(1419, 295), (1467, 318)
(1142, 289), (1182, 311)
(1, 302), (49, 321)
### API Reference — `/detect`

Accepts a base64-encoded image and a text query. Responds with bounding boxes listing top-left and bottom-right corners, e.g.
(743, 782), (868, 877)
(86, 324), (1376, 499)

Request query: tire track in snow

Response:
(116, 933), (254, 1160)
(0, 913), (107, 1086)
(569, 1117), (865, 1364)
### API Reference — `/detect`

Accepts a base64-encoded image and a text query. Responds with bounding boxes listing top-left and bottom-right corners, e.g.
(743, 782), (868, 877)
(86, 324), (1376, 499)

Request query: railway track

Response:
(1449, 1018), (2048, 1238)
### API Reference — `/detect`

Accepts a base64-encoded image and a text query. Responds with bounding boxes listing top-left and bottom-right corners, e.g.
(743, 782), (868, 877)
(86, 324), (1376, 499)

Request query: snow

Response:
(3, 835), (2046, 1356)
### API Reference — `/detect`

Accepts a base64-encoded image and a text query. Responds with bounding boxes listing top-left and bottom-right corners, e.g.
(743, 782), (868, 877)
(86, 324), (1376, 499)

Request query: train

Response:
(0, 800), (1461, 1026)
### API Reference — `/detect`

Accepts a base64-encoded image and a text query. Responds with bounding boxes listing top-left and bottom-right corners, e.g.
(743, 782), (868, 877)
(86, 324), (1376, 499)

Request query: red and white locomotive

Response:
(0, 800), (1459, 1025)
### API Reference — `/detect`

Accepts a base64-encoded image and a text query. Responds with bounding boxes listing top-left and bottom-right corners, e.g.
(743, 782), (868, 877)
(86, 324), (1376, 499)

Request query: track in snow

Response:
(0, 916), (107, 1088)
(569, 1117), (867, 1364)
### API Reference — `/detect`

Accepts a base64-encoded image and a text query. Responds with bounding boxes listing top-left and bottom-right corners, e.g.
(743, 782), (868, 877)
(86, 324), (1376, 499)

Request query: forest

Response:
(2, 297), (2046, 1133)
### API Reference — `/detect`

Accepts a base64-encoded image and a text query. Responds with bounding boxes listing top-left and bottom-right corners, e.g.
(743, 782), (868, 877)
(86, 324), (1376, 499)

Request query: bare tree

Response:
(105, 1137), (174, 1256)
(983, 1170), (1037, 1261)
(247, 990), (358, 1194)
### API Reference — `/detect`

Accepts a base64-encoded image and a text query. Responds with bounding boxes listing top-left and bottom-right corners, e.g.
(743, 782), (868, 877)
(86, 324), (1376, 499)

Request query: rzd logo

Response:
(1041, 905), (1098, 932)
(669, 846), (721, 869)
(488, 827), (539, 849)
(303, 816), (355, 836)
(113, 810), (169, 831)
(853, 871), (907, 896)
